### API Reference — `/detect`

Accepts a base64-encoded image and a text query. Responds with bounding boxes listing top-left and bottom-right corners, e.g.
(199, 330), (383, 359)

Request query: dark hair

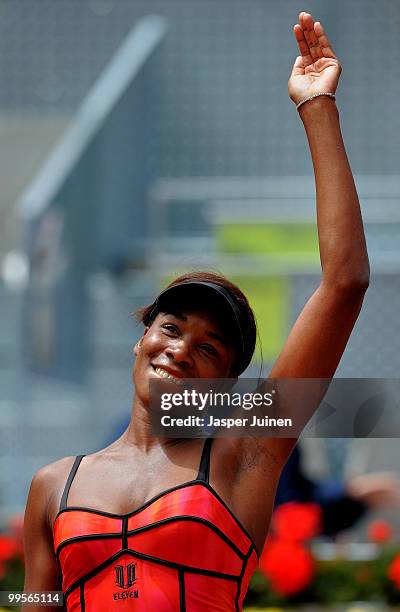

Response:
(135, 271), (257, 376)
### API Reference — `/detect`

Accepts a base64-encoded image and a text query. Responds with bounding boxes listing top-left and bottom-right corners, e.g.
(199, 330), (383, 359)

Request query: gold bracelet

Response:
(296, 92), (336, 112)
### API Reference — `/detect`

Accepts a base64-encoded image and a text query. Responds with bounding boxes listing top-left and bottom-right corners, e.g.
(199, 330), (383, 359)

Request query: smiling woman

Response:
(135, 272), (257, 380)
(22, 11), (369, 612)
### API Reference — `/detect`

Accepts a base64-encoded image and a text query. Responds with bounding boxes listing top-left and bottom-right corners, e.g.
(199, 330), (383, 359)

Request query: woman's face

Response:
(133, 308), (236, 405)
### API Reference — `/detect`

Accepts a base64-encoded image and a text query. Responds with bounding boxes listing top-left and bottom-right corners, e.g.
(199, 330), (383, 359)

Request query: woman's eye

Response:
(201, 344), (218, 356)
(161, 323), (179, 334)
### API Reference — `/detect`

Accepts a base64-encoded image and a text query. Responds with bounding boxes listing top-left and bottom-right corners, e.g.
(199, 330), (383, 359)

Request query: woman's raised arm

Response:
(269, 12), (369, 381)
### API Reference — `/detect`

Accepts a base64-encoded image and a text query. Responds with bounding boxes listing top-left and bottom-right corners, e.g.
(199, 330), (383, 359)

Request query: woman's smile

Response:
(151, 364), (185, 386)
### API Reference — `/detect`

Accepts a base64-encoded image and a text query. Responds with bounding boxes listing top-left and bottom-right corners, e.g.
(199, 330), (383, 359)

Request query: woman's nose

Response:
(166, 339), (194, 366)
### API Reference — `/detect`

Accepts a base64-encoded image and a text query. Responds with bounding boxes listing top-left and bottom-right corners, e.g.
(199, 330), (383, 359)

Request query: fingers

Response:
(299, 12), (323, 62)
(294, 12), (337, 65)
(314, 20), (337, 59)
(293, 23), (313, 68)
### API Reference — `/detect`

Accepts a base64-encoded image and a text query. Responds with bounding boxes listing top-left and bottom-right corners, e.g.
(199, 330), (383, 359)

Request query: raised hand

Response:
(288, 12), (341, 106)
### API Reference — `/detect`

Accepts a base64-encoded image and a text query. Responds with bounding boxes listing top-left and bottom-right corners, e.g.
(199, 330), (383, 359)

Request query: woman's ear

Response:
(134, 327), (149, 355)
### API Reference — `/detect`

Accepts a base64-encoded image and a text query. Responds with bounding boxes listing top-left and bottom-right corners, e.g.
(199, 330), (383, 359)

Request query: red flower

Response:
(367, 520), (392, 544)
(259, 538), (315, 596)
(273, 502), (321, 542)
(388, 554), (400, 589)
(0, 535), (19, 563)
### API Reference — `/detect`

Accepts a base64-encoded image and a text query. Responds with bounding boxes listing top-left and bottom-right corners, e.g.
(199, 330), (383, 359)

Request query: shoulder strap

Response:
(59, 455), (86, 511)
(196, 438), (213, 483)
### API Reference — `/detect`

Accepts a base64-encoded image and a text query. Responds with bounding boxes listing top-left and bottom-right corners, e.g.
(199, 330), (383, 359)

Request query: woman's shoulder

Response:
(32, 455), (78, 488)
(28, 456), (79, 525)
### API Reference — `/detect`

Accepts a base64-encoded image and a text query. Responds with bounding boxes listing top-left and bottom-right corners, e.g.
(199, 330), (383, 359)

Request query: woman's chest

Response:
(53, 480), (258, 596)
(49, 439), (281, 554)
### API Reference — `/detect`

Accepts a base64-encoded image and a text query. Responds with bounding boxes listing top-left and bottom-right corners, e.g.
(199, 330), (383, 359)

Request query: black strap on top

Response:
(196, 438), (213, 483)
(59, 454), (86, 512)
(59, 444), (212, 512)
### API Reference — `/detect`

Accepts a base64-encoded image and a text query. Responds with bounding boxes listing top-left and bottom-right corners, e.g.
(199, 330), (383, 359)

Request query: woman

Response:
(23, 12), (369, 611)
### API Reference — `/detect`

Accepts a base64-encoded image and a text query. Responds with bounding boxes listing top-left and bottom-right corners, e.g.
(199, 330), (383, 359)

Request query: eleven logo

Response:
(115, 563), (136, 589)
(113, 562), (139, 600)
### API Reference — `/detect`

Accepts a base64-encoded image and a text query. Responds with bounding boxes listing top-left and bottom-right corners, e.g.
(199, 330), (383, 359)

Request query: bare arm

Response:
(272, 11), (369, 378)
(22, 467), (65, 612)
(218, 12), (369, 554)
(270, 96), (368, 377)
(264, 13), (369, 460)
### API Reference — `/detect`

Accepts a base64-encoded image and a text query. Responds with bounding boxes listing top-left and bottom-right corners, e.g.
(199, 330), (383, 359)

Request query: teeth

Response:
(154, 367), (182, 385)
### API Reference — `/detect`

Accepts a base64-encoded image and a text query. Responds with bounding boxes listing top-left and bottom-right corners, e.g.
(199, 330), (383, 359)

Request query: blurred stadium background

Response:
(0, 0), (399, 551)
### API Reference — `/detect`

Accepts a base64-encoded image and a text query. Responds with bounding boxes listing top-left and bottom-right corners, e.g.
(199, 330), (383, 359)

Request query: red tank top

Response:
(53, 439), (259, 611)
